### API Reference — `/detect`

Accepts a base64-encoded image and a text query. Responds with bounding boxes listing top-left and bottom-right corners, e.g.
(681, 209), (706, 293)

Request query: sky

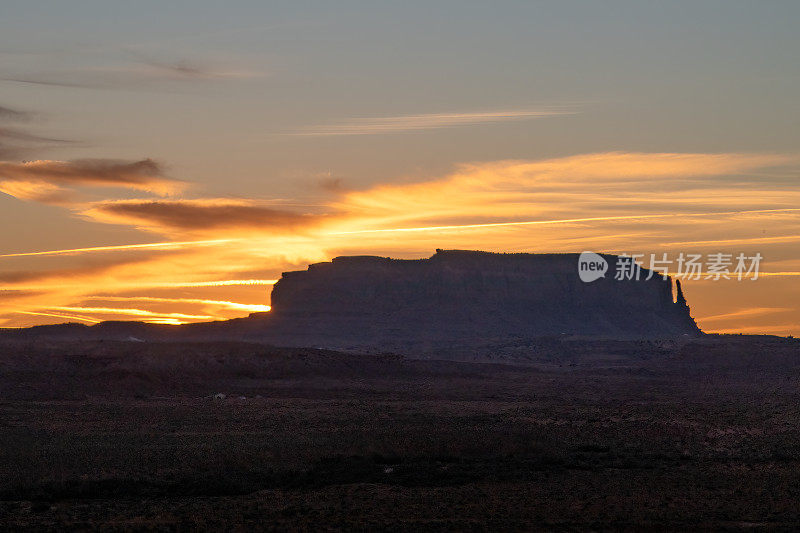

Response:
(1, 1), (799, 334)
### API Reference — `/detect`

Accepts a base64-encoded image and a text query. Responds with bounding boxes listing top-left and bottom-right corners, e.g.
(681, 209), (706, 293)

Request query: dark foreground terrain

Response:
(2, 335), (800, 530)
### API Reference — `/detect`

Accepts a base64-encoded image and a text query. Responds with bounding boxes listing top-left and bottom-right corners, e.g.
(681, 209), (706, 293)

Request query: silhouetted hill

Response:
(0, 250), (702, 353)
(263, 250), (700, 347)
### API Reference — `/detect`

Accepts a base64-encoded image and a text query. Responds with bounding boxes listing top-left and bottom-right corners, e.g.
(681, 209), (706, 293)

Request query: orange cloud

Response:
(0, 158), (183, 203)
(334, 152), (795, 228)
(697, 307), (793, 323)
(329, 208), (800, 236)
(2, 151), (800, 334)
(17, 310), (101, 324)
(292, 108), (573, 136)
(0, 239), (231, 258)
(49, 306), (216, 321)
(147, 279), (277, 287)
(86, 296), (270, 313)
(81, 198), (325, 236)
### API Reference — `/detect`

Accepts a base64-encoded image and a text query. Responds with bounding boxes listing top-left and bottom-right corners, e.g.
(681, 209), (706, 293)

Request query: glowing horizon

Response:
(2, 151), (800, 334)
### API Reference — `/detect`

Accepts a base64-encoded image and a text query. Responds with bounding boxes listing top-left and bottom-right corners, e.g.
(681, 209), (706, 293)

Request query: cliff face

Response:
(265, 250), (701, 345)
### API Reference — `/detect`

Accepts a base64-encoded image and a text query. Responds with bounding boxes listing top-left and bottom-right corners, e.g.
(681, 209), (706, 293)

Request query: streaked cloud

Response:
(146, 279), (277, 287)
(49, 305), (216, 321)
(129, 54), (262, 81)
(86, 295), (270, 313)
(0, 55), (262, 90)
(327, 152), (798, 240)
(707, 324), (800, 335)
(81, 198), (324, 235)
(0, 158), (183, 203)
(697, 307), (792, 323)
(0, 290), (40, 300)
(660, 234), (800, 247)
(0, 105), (30, 121)
(17, 310), (101, 324)
(292, 108), (573, 136)
(0, 102), (70, 159)
(0, 239), (231, 258)
(329, 208), (800, 236)
(2, 151), (800, 334)
(0, 253), (164, 285)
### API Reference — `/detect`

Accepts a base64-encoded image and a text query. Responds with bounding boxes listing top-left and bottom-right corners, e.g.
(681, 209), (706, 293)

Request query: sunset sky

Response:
(1, 1), (799, 335)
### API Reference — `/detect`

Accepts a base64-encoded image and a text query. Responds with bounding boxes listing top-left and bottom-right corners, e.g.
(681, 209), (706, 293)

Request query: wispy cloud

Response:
(697, 307), (792, 323)
(328, 208), (800, 236)
(0, 158), (183, 203)
(0, 105), (30, 121)
(17, 310), (101, 324)
(0, 239), (231, 258)
(81, 198), (324, 236)
(146, 279), (277, 287)
(0, 102), (71, 159)
(0, 55), (262, 90)
(0, 77), (95, 89)
(291, 108), (574, 136)
(706, 324), (800, 335)
(86, 295), (270, 313)
(660, 234), (800, 247)
(3, 151), (800, 334)
(128, 53), (261, 81)
(329, 152), (797, 231)
(48, 305), (216, 321)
